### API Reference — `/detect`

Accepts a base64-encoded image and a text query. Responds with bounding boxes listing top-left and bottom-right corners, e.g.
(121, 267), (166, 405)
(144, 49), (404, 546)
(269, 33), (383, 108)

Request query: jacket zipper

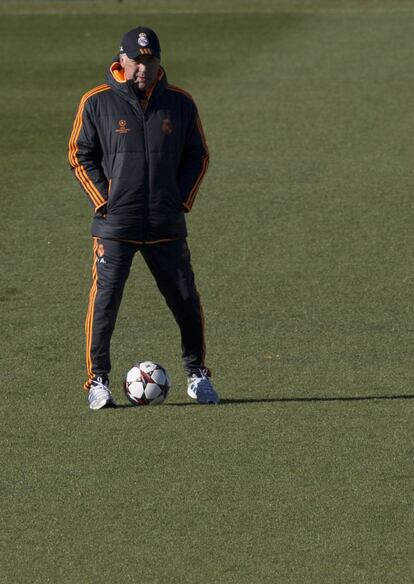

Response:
(142, 111), (150, 241)
(128, 82), (153, 241)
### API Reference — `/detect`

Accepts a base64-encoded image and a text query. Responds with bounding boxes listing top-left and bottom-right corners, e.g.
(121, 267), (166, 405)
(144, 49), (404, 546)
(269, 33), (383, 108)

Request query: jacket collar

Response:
(106, 61), (167, 109)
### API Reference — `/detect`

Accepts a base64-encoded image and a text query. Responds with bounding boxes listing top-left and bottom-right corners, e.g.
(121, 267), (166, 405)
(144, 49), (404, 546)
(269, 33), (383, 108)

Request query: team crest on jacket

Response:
(96, 242), (106, 264)
(115, 119), (131, 134)
(138, 33), (149, 47)
(162, 118), (173, 135)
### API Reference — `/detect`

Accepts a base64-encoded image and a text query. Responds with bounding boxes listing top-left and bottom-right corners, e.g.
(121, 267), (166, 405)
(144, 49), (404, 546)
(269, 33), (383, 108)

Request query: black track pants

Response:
(84, 237), (208, 388)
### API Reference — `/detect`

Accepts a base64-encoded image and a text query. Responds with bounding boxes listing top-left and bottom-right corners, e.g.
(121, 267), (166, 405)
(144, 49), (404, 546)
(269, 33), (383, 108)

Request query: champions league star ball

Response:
(123, 361), (171, 406)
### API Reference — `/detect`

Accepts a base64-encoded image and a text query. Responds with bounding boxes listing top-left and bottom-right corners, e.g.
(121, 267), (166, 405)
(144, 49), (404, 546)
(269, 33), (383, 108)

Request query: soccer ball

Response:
(123, 361), (171, 406)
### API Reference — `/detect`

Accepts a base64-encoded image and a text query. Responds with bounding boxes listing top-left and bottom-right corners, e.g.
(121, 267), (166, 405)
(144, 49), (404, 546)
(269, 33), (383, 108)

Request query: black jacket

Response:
(68, 62), (209, 242)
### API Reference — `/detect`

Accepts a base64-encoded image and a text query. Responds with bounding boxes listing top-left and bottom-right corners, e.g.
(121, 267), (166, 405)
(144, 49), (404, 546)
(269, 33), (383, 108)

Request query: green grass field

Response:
(1, 1), (413, 582)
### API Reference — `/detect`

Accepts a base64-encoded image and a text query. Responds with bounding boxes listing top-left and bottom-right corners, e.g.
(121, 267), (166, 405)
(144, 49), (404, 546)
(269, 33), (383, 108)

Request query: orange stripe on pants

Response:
(84, 239), (99, 390)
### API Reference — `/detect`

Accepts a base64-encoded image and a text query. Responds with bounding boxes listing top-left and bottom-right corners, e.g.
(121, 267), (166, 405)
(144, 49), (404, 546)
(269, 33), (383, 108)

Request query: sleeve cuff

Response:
(95, 200), (107, 213)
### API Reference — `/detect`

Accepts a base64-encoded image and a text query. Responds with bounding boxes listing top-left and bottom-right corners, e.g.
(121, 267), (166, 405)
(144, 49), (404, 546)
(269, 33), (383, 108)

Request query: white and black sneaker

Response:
(88, 377), (116, 410)
(187, 369), (220, 404)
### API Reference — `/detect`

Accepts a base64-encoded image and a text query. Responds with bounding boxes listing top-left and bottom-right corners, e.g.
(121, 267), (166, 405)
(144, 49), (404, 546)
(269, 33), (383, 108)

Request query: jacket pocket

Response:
(159, 185), (183, 211)
(107, 177), (146, 214)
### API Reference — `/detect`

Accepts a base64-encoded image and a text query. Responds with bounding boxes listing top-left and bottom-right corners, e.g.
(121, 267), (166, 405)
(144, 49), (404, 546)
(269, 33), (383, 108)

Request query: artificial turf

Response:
(1, 1), (413, 582)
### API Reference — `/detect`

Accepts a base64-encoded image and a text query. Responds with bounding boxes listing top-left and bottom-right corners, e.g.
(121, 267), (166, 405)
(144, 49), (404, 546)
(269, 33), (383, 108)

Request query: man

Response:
(68, 26), (219, 409)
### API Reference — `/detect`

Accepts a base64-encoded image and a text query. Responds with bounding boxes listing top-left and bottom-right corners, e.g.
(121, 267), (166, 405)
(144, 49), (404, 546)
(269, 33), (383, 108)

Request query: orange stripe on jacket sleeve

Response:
(185, 113), (209, 210)
(68, 84), (110, 209)
(167, 85), (210, 210)
(185, 157), (209, 209)
(68, 84), (108, 166)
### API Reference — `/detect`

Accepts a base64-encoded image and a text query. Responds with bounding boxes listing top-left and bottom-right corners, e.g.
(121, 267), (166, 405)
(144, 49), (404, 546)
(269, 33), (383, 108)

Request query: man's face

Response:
(120, 54), (160, 91)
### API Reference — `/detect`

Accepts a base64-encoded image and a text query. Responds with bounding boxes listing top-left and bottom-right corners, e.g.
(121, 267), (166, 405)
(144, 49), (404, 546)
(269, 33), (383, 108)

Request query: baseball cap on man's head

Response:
(119, 26), (161, 59)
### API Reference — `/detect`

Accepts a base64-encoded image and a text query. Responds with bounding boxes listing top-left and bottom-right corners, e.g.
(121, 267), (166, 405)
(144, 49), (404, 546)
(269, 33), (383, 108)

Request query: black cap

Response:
(119, 26), (161, 59)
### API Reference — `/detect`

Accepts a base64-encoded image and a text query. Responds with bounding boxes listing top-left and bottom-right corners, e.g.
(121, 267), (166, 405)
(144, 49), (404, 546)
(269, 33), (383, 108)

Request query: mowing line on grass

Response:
(3, 6), (414, 16)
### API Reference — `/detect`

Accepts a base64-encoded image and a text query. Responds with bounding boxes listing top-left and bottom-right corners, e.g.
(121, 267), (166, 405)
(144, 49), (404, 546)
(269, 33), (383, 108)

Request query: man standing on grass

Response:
(68, 26), (219, 409)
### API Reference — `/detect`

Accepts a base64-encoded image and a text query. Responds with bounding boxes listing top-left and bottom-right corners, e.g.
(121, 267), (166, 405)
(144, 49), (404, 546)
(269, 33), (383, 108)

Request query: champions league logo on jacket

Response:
(115, 119), (131, 134)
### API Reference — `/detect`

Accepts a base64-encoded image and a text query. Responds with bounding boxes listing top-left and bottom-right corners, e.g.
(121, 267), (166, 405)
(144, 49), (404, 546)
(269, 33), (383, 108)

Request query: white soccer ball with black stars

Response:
(123, 361), (171, 406)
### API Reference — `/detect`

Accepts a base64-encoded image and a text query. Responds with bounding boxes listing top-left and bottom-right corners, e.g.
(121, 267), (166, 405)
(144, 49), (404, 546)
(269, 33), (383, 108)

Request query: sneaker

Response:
(88, 377), (116, 410)
(187, 370), (220, 404)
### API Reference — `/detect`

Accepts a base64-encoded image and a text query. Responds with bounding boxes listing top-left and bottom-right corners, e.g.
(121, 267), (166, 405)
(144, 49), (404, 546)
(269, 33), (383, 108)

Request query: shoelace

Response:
(190, 375), (214, 394)
(90, 380), (109, 393)
(190, 368), (210, 381)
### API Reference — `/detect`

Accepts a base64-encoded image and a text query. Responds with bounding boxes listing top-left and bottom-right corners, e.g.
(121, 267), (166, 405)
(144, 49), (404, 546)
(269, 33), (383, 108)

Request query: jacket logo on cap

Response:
(115, 119), (131, 134)
(138, 33), (149, 47)
(162, 118), (173, 135)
